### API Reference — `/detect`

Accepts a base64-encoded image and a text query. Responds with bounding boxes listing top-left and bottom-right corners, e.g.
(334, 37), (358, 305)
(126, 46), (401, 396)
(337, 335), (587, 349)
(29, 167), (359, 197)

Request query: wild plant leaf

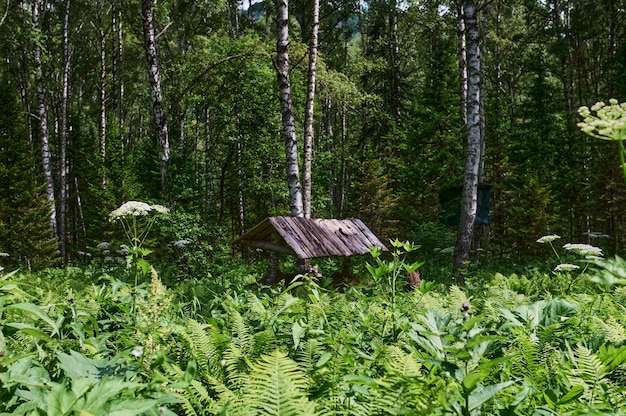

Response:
(558, 384), (584, 405)
(6, 303), (59, 335)
(467, 380), (515, 411)
(108, 399), (160, 416)
(57, 350), (103, 381)
(315, 352), (331, 368)
(4, 323), (52, 342)
(597, 344), (626, 371)
(292, 319), (306, 350)
(74, 377), (145, 414)
(46, 382), (78, 416)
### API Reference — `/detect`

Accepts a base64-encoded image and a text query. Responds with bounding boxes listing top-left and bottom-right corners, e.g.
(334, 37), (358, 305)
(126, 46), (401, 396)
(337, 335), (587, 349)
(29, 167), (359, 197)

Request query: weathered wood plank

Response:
(236, 216), (387, 259)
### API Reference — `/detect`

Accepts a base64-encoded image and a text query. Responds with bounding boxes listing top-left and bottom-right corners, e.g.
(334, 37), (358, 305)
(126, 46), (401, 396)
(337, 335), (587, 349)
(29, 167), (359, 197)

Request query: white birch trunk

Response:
(32, 0), (58, 238)
(59, 0), (71, 259)
(276, 0), (303, 218)
(453, 0), (481, 279)
(141, 0), (170, 189)
(98, 0), (107, 190)
(302, 0), (319, 219)
(457, 1), (467, 125)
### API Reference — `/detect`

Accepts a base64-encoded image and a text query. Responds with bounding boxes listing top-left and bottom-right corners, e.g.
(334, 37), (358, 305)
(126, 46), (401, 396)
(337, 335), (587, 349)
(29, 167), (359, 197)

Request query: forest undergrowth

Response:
(1, 233), (626, 415)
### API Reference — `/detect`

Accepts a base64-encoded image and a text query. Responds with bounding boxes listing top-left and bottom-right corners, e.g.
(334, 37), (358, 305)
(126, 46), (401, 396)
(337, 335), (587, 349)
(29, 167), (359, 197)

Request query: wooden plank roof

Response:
(234, 216), (388, 259)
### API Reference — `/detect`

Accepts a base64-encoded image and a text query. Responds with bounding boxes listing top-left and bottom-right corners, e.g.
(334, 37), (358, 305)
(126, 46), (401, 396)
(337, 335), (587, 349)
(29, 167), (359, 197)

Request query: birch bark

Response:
(32, 0), (58, 238)
(59, 0), (71, 259)
(453, 0), (481, 279)
(302, 0), (319, 219)
(141, 0), (170, 189)
(276, 0), (304, 218)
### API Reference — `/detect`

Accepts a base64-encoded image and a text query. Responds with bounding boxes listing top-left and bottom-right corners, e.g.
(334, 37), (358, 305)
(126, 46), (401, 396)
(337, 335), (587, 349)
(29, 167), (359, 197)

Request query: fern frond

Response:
(449, 285), (470, 313)
(228, 309), (254, 353)
(385, 345), (422, 377)
(242, 349), (318, 416)
(569, 345), (606, 383)
(297, 339), (323, 373)
(223, 343), (249, 390)
(593, 316), (626, 344)
(179, 318), (225, 378)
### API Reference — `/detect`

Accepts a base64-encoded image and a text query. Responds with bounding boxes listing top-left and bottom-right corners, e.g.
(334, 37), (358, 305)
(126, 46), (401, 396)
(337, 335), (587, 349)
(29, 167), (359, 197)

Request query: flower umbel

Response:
(109, 201), (169, 285)
(554, 263), (580, 272)
(563, 243), (603, 258)
(537, 234), (561, 244)
(578, 99), (626, 183)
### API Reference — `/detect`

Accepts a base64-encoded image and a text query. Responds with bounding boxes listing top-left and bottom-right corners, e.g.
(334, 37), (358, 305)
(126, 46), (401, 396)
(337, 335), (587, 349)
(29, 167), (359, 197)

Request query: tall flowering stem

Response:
(109, 201), (169, 286)
(578, 99), (626, 183)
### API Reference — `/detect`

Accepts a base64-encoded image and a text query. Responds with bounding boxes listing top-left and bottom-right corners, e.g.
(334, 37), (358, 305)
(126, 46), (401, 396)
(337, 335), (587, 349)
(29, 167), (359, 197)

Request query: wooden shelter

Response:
(235, 216), (388, 258)
(234, 216), (388, 285)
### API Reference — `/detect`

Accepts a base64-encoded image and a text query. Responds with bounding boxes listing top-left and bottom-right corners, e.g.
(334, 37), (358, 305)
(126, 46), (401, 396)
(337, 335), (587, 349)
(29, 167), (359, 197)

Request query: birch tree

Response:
(453, 0), (481, 279)
(59, 0), (71, 258)
(141, 0), (170, 190)
(302, 0), (319, 219)
(276, 0), (304, 218)
(32, 0), (57, 238)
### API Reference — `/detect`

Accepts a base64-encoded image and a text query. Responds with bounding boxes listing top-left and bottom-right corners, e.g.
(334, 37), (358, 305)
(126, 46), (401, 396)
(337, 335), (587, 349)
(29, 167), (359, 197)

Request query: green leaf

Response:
(558, 385), (584, 405)
(544, 389), (559, 409)
(343, 374), (378, 388)
(292, 319), (306, 349)
(57, 351), (103, 381)
(315, 352), (332, 368)
(468, 381), (515, 411)
(136, 258), (152, 275)
(46, 382), (78, 416)
(6, 303), (59, 335)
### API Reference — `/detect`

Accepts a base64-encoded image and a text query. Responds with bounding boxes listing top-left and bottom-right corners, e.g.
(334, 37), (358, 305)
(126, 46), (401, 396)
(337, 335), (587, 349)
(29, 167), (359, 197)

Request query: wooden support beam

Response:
(244, 240), (298, 256)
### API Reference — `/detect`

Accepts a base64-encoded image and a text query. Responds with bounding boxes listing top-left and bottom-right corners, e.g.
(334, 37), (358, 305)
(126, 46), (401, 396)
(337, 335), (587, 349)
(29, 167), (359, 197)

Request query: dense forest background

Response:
(0, 0), (625, 270)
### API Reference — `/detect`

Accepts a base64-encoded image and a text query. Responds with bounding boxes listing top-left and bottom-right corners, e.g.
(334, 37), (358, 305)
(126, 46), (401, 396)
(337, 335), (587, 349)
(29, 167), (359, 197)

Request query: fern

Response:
(592, 316), (626, 344)
(179, 318), (225, 378)
(567, 345), (607, 406)
(449, 285), (470, 313)
(235, 349), (318, 416)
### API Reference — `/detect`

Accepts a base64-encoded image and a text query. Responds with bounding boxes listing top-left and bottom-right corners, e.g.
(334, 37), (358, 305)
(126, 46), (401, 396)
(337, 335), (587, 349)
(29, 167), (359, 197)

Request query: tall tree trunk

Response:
(457, 1), (467, 124)
(388, 0), (401, 125)
(276, 0), (304, 218)
(141, 0), (170, 190)
(453, 0), (481, 279)
(32, 0), (58, 238)
(302, 0), (319, 219)
(59, 0), (71, 260)
(112, 0), (124, 126)
(237, 135), (248, 260)
(98, 0), (107, 190)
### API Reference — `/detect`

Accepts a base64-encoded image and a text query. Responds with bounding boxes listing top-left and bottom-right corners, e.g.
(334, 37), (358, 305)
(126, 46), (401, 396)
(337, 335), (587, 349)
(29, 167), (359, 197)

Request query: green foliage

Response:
(3, 236), (626, 415)
(0, 79), (58, 270)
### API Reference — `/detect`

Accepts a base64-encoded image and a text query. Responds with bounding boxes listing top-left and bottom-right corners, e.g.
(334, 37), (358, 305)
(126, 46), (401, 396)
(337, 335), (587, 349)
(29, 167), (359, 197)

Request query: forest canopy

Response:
(0, 0), (625, 270)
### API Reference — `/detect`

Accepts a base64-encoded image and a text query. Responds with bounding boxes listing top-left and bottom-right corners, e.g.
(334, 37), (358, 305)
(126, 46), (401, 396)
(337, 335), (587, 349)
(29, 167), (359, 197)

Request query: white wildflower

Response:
(109, 201), (153, 220)
(96, 241), (110, 250)
(537, 234), (561, 243)
(440, 247), (454, 254)
(171, 238), (193, 248)
(117, 245), (130, 256)
(151, 204), (170, 215)
(131, 346), (144, 357)
(104, 256), (115, 263)
(554, 263), (580, 272)
(0, 252), (9, 257)
(563, 243), (603, 257)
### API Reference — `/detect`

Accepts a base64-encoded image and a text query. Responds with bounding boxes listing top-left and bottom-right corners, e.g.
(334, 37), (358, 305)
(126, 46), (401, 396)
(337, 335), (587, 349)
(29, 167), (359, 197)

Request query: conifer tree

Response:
(0, 80), (58, 270)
